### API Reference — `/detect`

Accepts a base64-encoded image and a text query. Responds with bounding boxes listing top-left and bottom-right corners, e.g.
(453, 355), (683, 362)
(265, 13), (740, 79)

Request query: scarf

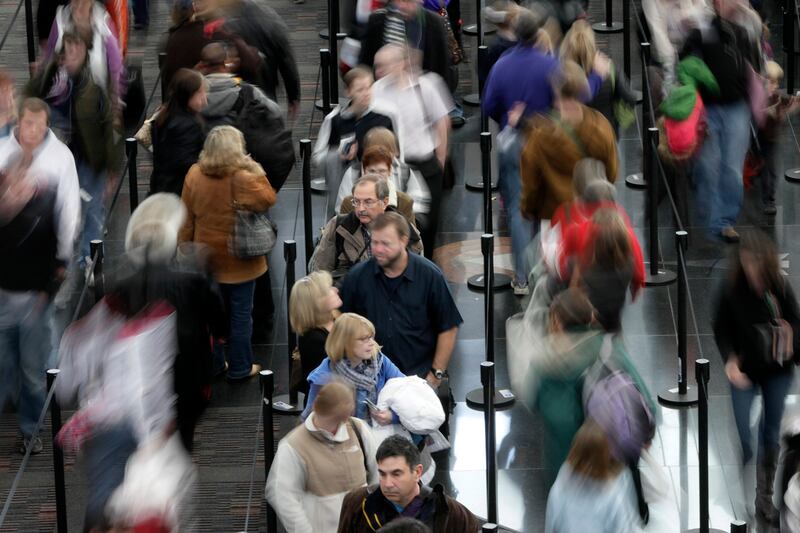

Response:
(333, 353), (384, 403)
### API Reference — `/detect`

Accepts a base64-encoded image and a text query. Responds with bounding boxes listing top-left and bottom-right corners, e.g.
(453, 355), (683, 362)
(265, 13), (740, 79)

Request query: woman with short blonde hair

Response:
(301, 313), (405, 424)
(198, 125), (262, 177)
(289, 271), (341, 395)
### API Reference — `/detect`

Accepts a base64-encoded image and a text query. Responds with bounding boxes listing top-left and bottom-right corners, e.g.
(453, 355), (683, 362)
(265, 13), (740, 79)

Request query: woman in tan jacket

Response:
(520, 60), (618, 222)
(179, 125), (277, 380)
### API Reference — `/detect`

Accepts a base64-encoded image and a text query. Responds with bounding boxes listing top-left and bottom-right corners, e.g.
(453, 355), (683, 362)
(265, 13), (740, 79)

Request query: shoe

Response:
(764, 203), (777, 216)
(214, 361), (229, 378)
(720, 226), (740, 243)
(450, 115), (466, 128)
(227, 363), (262, 382)
(19, 436), (43, 455)
(511, 280), (529, 296)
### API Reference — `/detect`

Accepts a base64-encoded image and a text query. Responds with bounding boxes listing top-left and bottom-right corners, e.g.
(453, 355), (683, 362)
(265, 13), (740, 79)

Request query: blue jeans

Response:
(0, 293), (54, 438)
(730, 371), (793, 464)
(77, 159), (107, 264)
(692, 101), (751, 236)
(498, 133), (534, 285)
(84, 422), (138, 530)
(214, 280), (256, 378)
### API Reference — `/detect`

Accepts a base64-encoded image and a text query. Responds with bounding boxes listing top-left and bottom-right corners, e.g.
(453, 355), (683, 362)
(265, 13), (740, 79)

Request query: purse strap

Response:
(765, 291), (782, 321)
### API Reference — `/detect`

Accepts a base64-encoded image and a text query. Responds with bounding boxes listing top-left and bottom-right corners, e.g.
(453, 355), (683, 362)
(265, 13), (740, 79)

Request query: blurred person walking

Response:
(300, 312), (405, 425)
(149, 68), (207, 196)
(179, 125), (276, 381)
(713, 230), (800, 525)
(267, 381), (378, 533)
(0, 72), (16, 139)
(162, 0), (205, 91)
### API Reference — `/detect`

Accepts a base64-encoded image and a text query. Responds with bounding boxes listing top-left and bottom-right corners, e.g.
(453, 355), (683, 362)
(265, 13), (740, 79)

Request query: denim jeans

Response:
(497, 133), (534, 285)
(0, 291), (54, 438)
(730, 371), (793, 464)
(214, 280), (256, 378)
(77, 159), (107, 264)
(692, 101), (751, 236)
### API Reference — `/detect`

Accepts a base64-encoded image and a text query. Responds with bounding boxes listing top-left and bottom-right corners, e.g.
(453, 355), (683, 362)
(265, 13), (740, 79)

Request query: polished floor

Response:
(3, 0), (800, 531)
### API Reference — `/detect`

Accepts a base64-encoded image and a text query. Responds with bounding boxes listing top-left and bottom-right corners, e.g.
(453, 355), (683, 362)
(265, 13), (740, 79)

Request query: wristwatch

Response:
(433, 368), (446, 380)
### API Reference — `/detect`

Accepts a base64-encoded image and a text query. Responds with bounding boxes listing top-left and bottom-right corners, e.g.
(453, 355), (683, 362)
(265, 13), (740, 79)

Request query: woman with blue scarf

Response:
(301, 312), (405, 424)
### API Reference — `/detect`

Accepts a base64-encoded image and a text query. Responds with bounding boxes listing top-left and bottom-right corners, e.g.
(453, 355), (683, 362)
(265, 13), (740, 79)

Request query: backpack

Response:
(231, 83), (295, 191)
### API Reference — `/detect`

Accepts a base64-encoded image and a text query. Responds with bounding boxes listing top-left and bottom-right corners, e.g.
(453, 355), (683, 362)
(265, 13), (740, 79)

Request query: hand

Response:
(341, 142), (357, 161)
(507, 102), (526, 129)
(425, 371), (442, 389)
(725, 358), (752, 390)
(593, 51), (611, 79)
(371, 408), (393, 426)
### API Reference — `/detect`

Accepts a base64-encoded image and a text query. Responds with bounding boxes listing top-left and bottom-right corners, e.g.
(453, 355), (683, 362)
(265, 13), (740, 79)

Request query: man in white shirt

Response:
(371, 44), (452, 259)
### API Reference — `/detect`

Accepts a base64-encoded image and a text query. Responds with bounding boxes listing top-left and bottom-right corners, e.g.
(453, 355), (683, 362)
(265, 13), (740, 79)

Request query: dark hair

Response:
(18, 97), (50, 124)
(550, 288), (595, 328)
(589, 208), (631, 269)
(376, 435), (421, 469)
(733, 229), (783, 293)
(371, 211), (409, 240)
(157, 68), (204, 126)
(378, 518), (432, 532)
(200, 42), (228, 68)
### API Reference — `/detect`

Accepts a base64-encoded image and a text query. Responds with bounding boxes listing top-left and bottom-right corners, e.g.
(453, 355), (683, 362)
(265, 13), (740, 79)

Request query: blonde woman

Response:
(289, 271), (342, 395)
(300, 313), (405, 424)
(179, 125), (276, 381)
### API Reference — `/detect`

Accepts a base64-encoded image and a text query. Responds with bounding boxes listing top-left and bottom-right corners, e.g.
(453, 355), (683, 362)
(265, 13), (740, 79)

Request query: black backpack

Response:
(231, 83), (295, 191)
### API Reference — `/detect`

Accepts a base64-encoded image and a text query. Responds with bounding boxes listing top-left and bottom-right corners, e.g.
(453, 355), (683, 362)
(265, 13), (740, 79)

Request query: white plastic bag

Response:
(377, 376), (445, 434)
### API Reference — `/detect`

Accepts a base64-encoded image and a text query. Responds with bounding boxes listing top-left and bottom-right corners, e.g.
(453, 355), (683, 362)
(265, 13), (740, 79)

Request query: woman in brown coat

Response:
(179, 125), (277, 380)
(520, 60), (618, 222)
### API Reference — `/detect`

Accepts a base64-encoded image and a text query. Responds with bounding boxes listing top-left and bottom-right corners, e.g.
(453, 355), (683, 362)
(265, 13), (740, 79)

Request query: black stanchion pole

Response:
(317, 49), (332, 114)
(23, 0), (34, 70)
(730, 521), (747, 533)
(481, 361), (498, 524)
(47, 369), (67, 533)
(623, 0), (631, 78)
(464, 0), (496, 36)
(592, 0), (623, 33)
(90, 240), (104, 301)
(687, 359), (725, 533)
(273, 241), (303, 414)
(626, 41), (650, 190)
(126, 138), (139, 213)
(260, 370), (278, 533)
(465, 45), (488, 107)
(158, 52), (166, 102)
(644, 127), (676, 286)
(658, 231), (698, 407)
(300, 139), (314, 272)
(465, 124), (498, 192)
(328, 0), (339, 104)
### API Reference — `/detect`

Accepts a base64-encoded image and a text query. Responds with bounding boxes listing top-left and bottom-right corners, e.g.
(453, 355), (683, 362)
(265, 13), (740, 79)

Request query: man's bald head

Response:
(374, 44), (407, 79)
(199, 42), (229, 74)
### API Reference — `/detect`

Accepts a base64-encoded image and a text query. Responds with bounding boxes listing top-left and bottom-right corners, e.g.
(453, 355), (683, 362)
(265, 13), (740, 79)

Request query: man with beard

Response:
(338, 211), (461, 384)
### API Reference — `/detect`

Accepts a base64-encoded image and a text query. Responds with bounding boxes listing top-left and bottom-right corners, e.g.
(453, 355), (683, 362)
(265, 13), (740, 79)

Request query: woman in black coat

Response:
(713, 230), (800, 525)
(149, 68), (207, 196)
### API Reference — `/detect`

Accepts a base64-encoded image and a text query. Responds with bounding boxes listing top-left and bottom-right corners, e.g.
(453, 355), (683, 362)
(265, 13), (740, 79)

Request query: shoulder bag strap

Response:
(349, 418), (370, 477)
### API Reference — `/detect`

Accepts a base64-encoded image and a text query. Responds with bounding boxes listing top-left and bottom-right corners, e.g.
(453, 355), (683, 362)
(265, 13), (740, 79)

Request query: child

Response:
(759, 61), (800, 215)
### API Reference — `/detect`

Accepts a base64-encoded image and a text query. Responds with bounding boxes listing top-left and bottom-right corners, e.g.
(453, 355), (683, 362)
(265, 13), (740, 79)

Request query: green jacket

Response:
(26, 62), (121, 173)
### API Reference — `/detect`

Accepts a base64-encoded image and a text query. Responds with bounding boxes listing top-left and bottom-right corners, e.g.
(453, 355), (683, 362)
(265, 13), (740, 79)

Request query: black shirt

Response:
(340, 253), (463, 376)
(327, 106), (394, 161)
(297, 327), (329, 394)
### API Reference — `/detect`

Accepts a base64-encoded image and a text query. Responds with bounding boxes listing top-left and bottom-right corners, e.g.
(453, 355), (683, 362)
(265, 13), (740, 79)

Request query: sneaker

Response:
(511, 280), (530, 296)
(19, 436), (43, 455)
(764, 203), (777, 216)
(721, 226), (740, 243)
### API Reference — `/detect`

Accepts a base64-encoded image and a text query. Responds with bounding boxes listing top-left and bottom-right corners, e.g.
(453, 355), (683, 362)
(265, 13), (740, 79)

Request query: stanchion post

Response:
(786, 4), (796, 95)
(658, 231), (697, 406)
(484, 235), (494, 363)
(158, 52), (167, 101)
(479, 45), (489, 132)
(126, 138), (139, 213)
(47, 369), (67, 533)
(481, 361), (498, 524)
(320, 49), (332, 115)
(300, 139), (314, 272)
(328, 0), (339, 103)
(260, 370), (278, 533)
(730, 521), (747, 533)
(482, 132), (493, 234)
(23, 0), (35, 70)
(592, 0), (623, 33)
(644, 127), (676, 286)
(623, 0), (631, 78)
(273, 241), (304, 414)
(641, 42), (652, 129)
(482, 525), (498, 532)
(90, 240), (104, 301)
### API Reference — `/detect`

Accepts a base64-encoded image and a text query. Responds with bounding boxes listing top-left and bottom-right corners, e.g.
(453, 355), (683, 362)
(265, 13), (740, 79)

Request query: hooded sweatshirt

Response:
(201, 73), (278, 128)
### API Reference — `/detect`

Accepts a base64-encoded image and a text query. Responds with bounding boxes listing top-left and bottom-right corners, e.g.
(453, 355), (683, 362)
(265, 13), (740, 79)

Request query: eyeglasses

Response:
(351, 198), (378, 208)
(357, 335), (374, 343)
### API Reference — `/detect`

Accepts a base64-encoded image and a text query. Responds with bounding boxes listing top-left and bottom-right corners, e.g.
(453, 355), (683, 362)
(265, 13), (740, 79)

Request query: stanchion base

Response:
(658, 386), (699, 408)
(467, 272), (512, 291)
(685, 529), (727, 532)
(625, 173), (647, 189)
(272, 393), (305, 415)
(645, 268), (677, 286)
(785, 168), (800, 182)
(310, 177), (327, 193)
(465, 178), (498, 191)
(463, 93), (481, 107)
(465, 387), (516, 410)
(592, 21), (624, 33)
(319, 29), (346, 40)
(315, 97), (348, 111)
(463, 24), (496, 36)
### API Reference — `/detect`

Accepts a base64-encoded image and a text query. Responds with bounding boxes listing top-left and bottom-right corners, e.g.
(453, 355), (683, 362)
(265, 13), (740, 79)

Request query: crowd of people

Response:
(2, 0), (800, 530)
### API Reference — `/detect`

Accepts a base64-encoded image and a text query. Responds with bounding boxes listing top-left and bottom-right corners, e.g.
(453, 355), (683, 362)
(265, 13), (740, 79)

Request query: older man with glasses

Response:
(310, 173), (423, 282)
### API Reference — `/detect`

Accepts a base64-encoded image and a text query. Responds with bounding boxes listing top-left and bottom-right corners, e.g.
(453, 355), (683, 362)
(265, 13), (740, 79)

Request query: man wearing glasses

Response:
(309, 174), (422, 281)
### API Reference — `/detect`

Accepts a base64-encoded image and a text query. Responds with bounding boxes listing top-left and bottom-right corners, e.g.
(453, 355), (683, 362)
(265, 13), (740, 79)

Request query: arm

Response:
(353, 418), (379, 484)
(431, 327), (458, 374)
(265, 442), (315, 533)
(239, 169), (278, 212)
(642, 0), (678, 80)
(481, 70), (503, 124)
(178, 173), (195, 243)
(336, 490), (362, 533)
(712, 288), (737, 364)
(308, 218), (338, 273)
(300, 383), (321, 421)
(520, 130), (542, 220)
(55, 152), (81, 263)
(104, 34), (125, 103)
